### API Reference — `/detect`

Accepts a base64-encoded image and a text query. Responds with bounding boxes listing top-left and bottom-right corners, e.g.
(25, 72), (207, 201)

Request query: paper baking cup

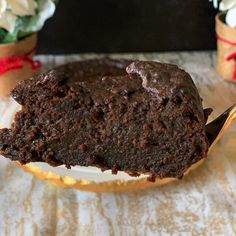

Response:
(0, 100), (204, 192)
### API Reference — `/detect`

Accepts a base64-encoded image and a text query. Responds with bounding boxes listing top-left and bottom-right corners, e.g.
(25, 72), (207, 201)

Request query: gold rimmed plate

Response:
(0, 101), (236, 192)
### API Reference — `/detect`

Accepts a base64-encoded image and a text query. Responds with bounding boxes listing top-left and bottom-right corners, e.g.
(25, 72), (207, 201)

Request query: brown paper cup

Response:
(216, 13), (236, 82)
(0, 33), (37, 97)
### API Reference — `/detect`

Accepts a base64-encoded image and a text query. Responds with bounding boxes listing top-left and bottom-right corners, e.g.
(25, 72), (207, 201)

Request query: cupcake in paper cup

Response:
(211, 0), (236, 82)
(0, 0), (58, 97)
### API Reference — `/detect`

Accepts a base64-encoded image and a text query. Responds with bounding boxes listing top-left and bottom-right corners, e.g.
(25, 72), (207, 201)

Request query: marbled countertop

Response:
(0, 52), (236, 236)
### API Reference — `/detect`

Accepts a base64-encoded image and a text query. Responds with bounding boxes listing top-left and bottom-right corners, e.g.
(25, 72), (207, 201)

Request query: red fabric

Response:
(216, 33), (236, 80)
(233, 64), (236, 80)
(226, 52), (236, 80)
(0, 47), (42, 76)
(216, 33), (236, 47)
(226, 51), (236, 61)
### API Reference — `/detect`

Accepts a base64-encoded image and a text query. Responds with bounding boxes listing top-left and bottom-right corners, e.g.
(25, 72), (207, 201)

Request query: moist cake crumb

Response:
(0, 59), (211, 179)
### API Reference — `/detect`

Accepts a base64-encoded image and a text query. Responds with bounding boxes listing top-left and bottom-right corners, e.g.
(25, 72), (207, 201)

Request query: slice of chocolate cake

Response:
(0, 59), (211, 179)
